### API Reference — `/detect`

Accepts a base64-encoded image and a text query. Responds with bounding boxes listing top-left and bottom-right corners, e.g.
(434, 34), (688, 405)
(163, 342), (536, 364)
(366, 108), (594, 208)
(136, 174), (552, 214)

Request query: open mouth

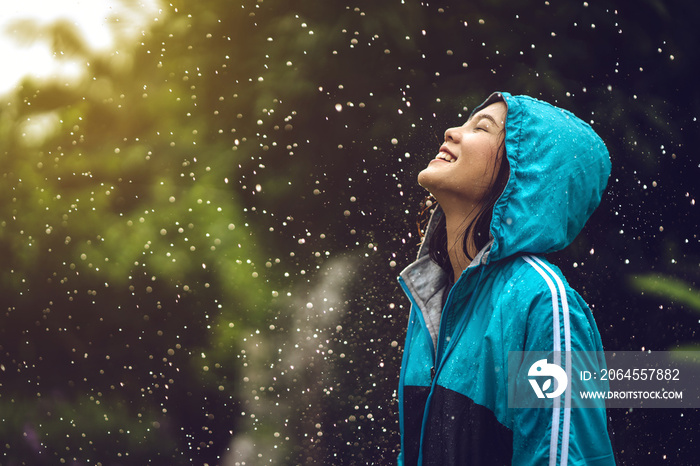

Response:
(435, 149), (457, 163)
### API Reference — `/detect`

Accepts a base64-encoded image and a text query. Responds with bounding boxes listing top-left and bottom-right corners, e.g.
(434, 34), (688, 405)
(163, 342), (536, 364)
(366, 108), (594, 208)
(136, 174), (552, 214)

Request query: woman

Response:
(397, 92), (615, 465)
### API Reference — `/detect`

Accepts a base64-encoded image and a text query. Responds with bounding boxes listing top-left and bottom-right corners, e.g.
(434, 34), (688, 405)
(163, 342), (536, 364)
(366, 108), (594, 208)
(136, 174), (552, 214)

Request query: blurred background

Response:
(1, 0), (698, 464)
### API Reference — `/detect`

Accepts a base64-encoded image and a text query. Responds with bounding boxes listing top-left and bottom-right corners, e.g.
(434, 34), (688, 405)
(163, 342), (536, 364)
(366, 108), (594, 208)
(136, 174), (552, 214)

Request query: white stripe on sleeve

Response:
(531, 257), (572, 466)
(523, 256), (563, 466)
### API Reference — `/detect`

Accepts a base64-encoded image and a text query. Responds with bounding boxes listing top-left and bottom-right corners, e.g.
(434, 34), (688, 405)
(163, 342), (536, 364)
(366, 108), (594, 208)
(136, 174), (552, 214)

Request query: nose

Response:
(444, 126), (461, 143)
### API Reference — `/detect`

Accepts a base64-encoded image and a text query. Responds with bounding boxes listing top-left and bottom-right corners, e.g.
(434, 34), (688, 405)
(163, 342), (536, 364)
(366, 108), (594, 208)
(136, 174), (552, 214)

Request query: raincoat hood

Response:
(485, 91), (611, 262)
(419, 92), (611, 265)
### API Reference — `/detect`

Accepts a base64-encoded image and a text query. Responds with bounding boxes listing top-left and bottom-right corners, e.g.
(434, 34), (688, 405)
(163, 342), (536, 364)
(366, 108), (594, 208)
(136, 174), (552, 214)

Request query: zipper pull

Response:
(430, 366), (436, 383)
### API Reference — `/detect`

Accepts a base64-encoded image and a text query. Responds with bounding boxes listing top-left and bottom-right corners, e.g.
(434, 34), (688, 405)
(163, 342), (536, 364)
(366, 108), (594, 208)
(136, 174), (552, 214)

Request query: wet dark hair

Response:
(417, 130), (510, 277)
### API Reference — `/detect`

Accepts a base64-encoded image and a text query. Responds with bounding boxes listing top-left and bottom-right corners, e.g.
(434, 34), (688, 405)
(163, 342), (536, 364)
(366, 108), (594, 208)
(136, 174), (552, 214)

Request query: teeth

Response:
(436, 152), (456, 162)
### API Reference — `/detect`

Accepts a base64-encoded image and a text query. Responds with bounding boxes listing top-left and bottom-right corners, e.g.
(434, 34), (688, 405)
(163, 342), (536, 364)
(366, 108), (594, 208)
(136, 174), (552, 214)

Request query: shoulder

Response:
(492, 255), (567, 303)
(491, 255), (602, 352)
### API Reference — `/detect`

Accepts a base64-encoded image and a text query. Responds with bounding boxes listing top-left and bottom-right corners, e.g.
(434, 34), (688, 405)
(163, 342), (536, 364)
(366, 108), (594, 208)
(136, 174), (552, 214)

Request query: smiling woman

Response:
(419, 101), (507, 211)
(397, 92), (616, 465)
(419, 97), (510, 280)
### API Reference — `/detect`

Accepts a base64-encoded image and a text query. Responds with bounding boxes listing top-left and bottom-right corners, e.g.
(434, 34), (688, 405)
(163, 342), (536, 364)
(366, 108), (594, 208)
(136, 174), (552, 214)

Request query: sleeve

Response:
(508, 257), (616, 466)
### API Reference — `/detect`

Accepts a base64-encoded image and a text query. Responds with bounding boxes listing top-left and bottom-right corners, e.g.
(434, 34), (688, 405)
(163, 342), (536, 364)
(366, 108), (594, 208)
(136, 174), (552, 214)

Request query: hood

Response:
(472, 91), (611, 263)
(413, 92), (610, 266)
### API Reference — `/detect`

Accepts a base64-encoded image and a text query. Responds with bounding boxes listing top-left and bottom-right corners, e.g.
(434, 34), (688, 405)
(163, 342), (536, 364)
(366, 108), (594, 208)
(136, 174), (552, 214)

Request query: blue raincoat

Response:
(397, 92), (616, 465)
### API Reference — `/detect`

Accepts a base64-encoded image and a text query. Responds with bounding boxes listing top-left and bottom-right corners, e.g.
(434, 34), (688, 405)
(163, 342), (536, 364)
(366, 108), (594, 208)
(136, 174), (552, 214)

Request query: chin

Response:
(417, 167), (432, 189)
(417, 166), (442, 194)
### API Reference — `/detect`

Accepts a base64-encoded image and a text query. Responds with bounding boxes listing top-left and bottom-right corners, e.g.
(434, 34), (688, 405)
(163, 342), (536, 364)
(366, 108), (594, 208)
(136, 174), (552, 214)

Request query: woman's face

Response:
(417, 101), (507, 209)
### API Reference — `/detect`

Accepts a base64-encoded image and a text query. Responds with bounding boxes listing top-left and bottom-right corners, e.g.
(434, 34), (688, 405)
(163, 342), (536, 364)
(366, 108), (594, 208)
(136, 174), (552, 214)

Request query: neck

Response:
(442, 202), (481, 283)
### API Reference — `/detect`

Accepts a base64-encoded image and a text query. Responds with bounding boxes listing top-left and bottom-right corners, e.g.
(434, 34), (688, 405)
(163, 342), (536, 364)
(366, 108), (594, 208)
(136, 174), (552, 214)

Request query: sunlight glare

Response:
(0, 0), (160, 96)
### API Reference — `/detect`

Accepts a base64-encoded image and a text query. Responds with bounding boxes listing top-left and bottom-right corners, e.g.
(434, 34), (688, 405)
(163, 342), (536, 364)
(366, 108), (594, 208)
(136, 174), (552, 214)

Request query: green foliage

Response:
(1, 3), (272, 462)
(0, 395), (176, 462)
(629, 274), (700, 313)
